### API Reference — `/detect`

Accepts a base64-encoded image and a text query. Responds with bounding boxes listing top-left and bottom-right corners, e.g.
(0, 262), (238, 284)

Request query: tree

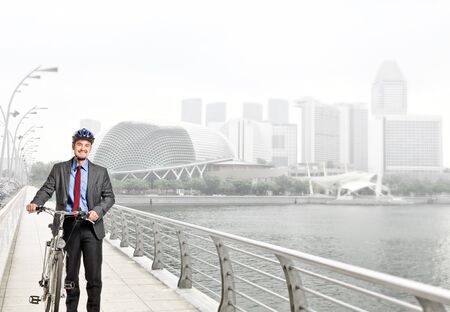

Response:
(291, 180), (309, 195)
(432, 178), (450, 194)
(231, 179), (252, 195)
(167, 179), (182, 191)
(122, 179), (149, 194)
(273, 175), (293, 195)
(252, 181), (271, 195)
(203, 176), (221, 195)
(185, 178), (206, 194)
(154, 179), (173, 194)
(383, 174), (450, 196)
(111, 179), (125, 193)
(29, 161), (58, 187)
(219, 179), (235, 195)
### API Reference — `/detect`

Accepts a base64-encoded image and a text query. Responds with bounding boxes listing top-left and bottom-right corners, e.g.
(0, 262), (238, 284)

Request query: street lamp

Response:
(0, 66), (57, 178)
(8, 106), (46, 176)
(20, 147), (37, 183)
(13, 134), (41, 178)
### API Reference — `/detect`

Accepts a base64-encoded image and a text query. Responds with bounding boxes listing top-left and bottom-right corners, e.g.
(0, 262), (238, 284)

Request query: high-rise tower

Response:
(338, 103), (368, 171)
(205, 102), (226, 125)
(372, 60), (407, 115)
(295, 98), (340, 165)
(268, 99), (289, 124)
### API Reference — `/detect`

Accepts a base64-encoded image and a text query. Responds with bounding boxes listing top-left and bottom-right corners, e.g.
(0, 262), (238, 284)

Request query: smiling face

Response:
(72, 139), (92, 161)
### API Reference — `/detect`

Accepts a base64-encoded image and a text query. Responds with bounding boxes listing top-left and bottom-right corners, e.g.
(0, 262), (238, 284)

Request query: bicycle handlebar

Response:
(36, 206), (90, 219)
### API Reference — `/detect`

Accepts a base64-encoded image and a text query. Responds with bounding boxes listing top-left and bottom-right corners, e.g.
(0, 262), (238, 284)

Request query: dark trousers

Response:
(63, 218), (103, 312)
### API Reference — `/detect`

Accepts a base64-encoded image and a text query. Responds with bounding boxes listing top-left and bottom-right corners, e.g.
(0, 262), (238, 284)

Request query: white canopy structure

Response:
(297, 170), (389, 197)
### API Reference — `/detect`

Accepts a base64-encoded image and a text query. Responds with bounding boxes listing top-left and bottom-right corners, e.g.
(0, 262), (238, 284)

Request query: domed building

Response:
(91, 121), (234, 172)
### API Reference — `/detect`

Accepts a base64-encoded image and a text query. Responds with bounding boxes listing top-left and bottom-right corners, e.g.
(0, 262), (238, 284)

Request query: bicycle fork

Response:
(30, 240), (50, 304)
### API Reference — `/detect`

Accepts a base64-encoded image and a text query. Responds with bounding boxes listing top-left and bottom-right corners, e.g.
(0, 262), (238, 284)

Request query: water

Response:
(132, 203), (450, 310)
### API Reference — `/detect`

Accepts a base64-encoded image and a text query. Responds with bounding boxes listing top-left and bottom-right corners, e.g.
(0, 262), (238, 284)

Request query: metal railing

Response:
(104, 205), (450, 312)
(0, 187), (26, 281)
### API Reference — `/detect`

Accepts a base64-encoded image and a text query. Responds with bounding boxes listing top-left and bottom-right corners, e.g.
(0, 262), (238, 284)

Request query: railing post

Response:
(108, 211), (119, 240)
(276, 255), (309, 312)
(133, 216), (144, 257)
(120, 211), (129, 247)
(211, 236), (236, 312)
(415, 297), (447, 312)
(151, 222), (164, 270)
(176, 229), (192, 288)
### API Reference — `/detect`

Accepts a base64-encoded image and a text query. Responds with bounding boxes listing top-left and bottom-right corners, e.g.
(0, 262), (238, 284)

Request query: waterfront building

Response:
(207, 160), (284, 180)
(92, 121), (234, 171)
(295, 98), (340, 165)
(289, 163), (349, 177)
(205, 102), (226, 130)
(368, 115), (443, 174)
(372, 60), (407, 116)
(369, 61), (443, 174)
(220, 118), (273, 164)
(181, 98), (202, 124)
(367, 115), (385, 175)
(267, 99), (289, 124)
(383, 115), (443, 173)
(338, 103), (368, 171)
(242, 102), (263, 122)
(272, 124), (297, 167)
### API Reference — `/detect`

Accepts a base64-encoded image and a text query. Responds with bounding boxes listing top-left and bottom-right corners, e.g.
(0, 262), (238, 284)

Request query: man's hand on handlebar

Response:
(88, 210), (99, 222)
(26, 203), (38, 213)
(25, 204), (98, 224)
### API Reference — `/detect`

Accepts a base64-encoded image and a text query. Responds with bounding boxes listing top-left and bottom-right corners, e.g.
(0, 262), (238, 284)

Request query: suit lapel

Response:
(63, 160), (72, 200)
(87, 161), (95, 210)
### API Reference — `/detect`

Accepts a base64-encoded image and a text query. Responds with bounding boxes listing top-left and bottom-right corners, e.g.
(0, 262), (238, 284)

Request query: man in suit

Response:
(26, 128), (115, 312)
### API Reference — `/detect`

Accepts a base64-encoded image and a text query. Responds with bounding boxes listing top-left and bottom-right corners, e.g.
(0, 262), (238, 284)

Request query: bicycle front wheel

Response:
(46, 251), (64, 312)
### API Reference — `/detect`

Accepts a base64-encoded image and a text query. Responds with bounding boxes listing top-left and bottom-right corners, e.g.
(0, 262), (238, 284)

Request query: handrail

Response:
(0, 187), (26, 282)
(106, 204), (450, 311)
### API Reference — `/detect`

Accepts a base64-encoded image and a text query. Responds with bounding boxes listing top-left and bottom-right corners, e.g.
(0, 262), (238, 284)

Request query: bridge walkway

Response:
(0, 203), (198, 312)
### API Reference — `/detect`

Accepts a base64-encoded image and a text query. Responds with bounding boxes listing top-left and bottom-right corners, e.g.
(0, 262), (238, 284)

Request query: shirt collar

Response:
(72, 158), (89, 171)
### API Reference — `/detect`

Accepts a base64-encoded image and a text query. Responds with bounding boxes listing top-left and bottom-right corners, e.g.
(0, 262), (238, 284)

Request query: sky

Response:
(0, 0), (449, 166)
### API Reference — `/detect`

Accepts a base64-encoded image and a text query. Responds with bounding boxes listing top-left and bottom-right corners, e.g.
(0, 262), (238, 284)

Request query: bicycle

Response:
(29, 206), (91, 312)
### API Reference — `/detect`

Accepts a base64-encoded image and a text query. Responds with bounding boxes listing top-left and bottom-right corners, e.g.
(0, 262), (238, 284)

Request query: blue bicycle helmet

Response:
(72, 128), (95, 143)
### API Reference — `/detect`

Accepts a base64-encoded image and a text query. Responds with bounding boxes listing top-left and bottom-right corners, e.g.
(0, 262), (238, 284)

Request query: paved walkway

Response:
(0, 205), (198, 312)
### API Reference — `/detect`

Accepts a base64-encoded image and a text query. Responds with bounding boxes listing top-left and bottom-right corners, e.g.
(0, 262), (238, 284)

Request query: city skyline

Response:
(0, 1), (449, 166)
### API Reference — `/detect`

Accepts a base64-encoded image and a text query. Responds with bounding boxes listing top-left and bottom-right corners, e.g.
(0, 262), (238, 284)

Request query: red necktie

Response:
(73, 166), (81, 211)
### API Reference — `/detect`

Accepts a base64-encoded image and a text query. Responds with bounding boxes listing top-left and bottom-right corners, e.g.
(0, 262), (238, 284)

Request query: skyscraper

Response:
(272, 124), (297, 167)
(338, 103), (368, 170)
(268, 99), (289, 124)
(181, 98), (202, 124)
(295, 98), (340, 165)
(372, 60), (407, 115)
(220, 119), (272, 164)
(370, 61), (443, 174)
(242, 102), (263, 122)
(206, 102), (226, 128)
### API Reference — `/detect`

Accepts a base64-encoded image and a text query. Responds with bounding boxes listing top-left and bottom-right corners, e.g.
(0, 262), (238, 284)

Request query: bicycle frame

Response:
(29, 207), (89, 312)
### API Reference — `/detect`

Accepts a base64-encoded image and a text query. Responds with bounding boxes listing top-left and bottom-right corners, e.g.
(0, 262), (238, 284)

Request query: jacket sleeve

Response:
(92, 168), (115, 219)
(31, 164), (57, 205)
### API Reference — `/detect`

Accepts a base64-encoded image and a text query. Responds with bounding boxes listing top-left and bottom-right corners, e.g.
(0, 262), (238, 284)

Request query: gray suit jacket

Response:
(31, 158), (115, 239)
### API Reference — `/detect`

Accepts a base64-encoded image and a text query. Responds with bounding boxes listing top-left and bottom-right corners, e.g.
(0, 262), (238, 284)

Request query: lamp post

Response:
(8, 107), (46, 176)
(13, 135), (40, 179)
(20, 148), (38, 184)
(0, 66), (57, 178)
